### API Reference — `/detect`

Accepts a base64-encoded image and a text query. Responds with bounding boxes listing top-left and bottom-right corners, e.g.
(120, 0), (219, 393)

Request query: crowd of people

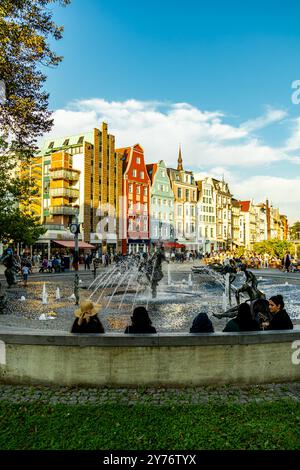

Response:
(204, 250), (299, 272)
(70, 294), (294, 335)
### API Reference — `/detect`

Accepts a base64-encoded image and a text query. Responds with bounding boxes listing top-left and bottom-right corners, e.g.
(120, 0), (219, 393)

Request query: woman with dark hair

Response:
(190, 312), (214, 333)
(263, 295), (293, 330)
(124, 306), (157, 334)
(223, 302), (260, 332)
(251, 298), (272, 330)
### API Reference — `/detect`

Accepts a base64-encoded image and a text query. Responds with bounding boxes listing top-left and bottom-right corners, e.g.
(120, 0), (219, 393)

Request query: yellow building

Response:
(30, 122), (123, 255)
(167, 147), (197, 250)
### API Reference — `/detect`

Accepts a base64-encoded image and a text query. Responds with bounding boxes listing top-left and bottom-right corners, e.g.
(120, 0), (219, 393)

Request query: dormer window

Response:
(77, 136), (84, 144)
(63, 139), (69, 146)
(48, 141), (54, 149)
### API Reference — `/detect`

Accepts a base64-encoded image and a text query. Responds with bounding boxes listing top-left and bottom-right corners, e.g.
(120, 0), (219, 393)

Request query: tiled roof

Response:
(239, 200), (250, 212)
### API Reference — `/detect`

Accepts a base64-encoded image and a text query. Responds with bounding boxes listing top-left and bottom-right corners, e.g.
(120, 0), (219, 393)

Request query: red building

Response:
(117, 144), (151, 254)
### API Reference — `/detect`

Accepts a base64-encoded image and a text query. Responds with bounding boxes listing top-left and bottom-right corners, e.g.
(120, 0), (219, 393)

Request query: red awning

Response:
(162, 242), (185, 249)
(52, 240), (96, 249)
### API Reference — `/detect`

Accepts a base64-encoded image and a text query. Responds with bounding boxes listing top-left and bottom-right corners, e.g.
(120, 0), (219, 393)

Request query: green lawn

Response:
(0, 401), (299, 450)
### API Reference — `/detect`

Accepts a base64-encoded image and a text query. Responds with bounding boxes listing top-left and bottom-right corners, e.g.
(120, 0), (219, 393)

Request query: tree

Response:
(0, 0), (70, 245)
(289, 222), (300, 240)
(253, 239), (293, 259)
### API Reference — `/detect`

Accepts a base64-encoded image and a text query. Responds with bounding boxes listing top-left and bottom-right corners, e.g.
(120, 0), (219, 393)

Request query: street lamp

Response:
(70, 217), (80, 305)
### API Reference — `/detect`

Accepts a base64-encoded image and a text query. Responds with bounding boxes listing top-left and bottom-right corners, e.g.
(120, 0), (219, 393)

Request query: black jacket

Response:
(124, 325), (157, 334)
(267, 309), (293, 330)
(71, 316), (105, 333)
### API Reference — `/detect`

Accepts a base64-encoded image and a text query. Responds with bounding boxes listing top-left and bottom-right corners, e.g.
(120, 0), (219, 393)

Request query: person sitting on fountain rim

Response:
(261, 295), (293, 330)
(190, 312), (214, 333)
(223, 302), (260, 332)
(71, 300), (104, 333)
(124, 306), (157, 334)
(250, 298), (272, 330)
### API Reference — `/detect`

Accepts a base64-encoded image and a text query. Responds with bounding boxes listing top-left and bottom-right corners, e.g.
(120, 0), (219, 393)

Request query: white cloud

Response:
(240, 106), (287, 133)
(231, 175), (300, 223)
(44, 98), (288, 169)
(41, 98), (299, 221)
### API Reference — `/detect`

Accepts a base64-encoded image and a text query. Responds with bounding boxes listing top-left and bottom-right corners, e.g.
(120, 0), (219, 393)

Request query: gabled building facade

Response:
(167, 147), (198, 250)
(118, 144), (150, 254)
(147, 160), (175, 247)
(213, 178), (233, 251)
(195, 177), (217, 253)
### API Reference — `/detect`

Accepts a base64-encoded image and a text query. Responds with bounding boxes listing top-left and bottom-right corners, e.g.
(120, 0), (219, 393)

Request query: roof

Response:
(52, 240), (96, 249)
(239, 201), (250, 212)
(38, 131), (94, 156)
(146, 163), (158, 184)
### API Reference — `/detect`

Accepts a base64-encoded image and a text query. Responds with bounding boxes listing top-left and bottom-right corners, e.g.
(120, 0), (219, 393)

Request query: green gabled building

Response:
(146, 160), (175, 248)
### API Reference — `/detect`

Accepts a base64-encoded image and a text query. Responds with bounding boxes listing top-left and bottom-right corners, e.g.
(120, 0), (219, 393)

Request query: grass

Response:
(0, 401), (300, 450)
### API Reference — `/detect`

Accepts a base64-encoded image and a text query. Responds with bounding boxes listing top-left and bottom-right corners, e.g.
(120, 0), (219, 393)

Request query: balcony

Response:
(49, 205), (79, 216)
(43, 224), (65, 231)
(50, 169), (80, 181)
(49, 187), (79, 198)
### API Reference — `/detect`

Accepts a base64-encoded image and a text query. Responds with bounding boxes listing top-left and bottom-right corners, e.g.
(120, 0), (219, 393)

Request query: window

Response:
(143, 187), (147, 196)
(63, 139), (69, 146)
(77, 136), (84, 144)
(143, 219), (148, 231)
(186, 206), (189, 216)
(129, 219), (133, 231)
(140, 171), (144, 179)
(158, 199), (161, 206)
(177, 205), (182, 216)
(136, 157), (140, 164)
(185, 175), (189, 183)
(190, 223), (195, 233)
(48, 141), (54, 149)
(178, 188), (182, 198)
(186, 189), (189, 200)
(199, 227), (202, 237)
(211, 228), (214, 237)
(136, 202), (141, 212)
(161, 170), (165, 178)
(136, 185), (140, 195)
(129, 184), (133, 194)
(132, 169), (137, 177)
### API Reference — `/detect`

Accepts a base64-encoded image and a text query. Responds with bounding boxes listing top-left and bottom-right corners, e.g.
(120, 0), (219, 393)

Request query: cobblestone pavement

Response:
(0, 383), (299, 406)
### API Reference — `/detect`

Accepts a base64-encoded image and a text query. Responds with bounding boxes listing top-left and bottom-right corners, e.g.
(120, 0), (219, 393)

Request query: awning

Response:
(162, 242), (186, 249)
(52, 240), (96, 249)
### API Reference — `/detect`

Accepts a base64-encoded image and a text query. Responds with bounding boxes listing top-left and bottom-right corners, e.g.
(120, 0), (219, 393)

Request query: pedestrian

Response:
(282, 252), (291, 272)
(22, 264), (30, 287)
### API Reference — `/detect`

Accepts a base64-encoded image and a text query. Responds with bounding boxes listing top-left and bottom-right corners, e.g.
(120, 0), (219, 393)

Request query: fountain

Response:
(41, 283), (48, 305)
(55, 287), (61, 300)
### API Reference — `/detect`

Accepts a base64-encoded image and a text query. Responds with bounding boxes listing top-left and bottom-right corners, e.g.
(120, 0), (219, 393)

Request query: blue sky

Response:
(44, 0), (300, 222)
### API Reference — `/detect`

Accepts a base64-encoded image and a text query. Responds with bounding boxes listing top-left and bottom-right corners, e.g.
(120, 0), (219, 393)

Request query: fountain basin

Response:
(0, 327), (300, 387)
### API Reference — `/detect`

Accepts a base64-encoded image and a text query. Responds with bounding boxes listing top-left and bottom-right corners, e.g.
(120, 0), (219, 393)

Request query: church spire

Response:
(177, 144), (183, 171)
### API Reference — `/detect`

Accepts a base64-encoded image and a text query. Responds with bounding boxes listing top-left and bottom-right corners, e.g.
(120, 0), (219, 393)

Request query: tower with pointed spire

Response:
(177, 144), (183, 171)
